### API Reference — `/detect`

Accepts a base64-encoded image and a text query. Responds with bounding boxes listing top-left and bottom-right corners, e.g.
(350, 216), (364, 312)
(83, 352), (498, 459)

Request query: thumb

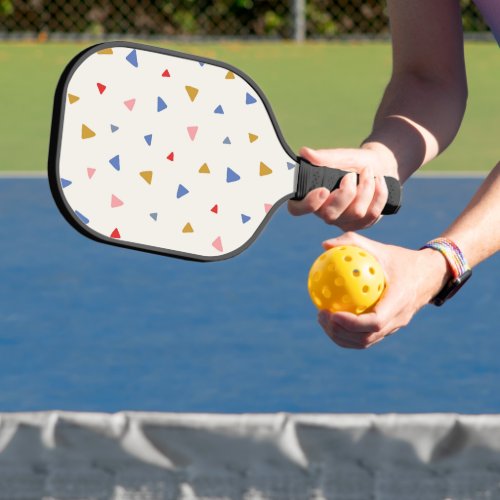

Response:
(299, 147), (365, 170)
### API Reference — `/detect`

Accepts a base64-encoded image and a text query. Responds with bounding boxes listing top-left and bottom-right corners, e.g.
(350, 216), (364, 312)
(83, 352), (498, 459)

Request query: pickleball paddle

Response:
(48, 41), (401, 261)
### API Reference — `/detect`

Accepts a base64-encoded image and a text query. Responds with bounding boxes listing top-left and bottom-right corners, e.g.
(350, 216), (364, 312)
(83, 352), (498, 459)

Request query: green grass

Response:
(0, 41), (497, 172)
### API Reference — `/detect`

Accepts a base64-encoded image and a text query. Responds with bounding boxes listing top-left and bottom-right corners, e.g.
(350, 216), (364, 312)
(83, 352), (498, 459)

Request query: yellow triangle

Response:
(81, 124), (96, 139)
(182, 222), (194, 233)
(68, 94), (79, 104)
(198, 163), (210, 174)
(225, 71), (235, 80)
(97, 48), (114, 54)
(185, 86), (199, 102)
(249, 133), (258, 143)
(259, 161), (272, 176)
(140, 170), (153, 185)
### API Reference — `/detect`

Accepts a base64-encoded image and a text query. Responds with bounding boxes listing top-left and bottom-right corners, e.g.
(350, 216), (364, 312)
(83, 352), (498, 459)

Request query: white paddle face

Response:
(51, 42), (298, 261)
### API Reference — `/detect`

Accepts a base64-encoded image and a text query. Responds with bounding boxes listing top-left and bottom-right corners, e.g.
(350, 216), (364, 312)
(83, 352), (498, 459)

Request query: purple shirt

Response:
(473, 0), (500, 45)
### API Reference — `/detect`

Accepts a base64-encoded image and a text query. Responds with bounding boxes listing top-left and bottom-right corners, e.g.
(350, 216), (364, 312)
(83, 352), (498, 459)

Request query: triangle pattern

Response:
(110, 228), (121, 238)
(87, 167), (96, 179)
(140, 171), (153, 185)
(177, 184), (189, 198)
(111, 194), (124, 208)
(211, 204), (218, 214)
(157, 96), (167, 112)
(264, 203), (273, 213)
(124, 98), (136, 111)
(68, 93), (79, 104)
(61, 178), (72, 188)
(81, 124), (96, 139)
(97, 48), (113, 54)
(212, 237), (223, 252)
(241, 214), (251, 224)
(223, 136), (231, 144)
(260, 162), (273, 176)
(182, 223), (194, 233)
(162, 69), (170, 77)
(109, 155), (120, 171)
(97, 82), (106, 94)
(225, 71), (235, 79)
(167, 152), (174, 161)
(214, 105), (224, 114)
(185, 86), (199, 102)
(187, 126), (198, 141)
(75, 210), (89, 225)
(110, 124), (119, 133)
(150, 212), (158, 221)
(126, 49), (138, 67)
(287, 162), (296, 170)
(249, 133), (258, 143)
(144, 134), (152, 146)
(199, 163), (210, 174)
(246, 92), (257, 105)
(226, 168), (240, 183)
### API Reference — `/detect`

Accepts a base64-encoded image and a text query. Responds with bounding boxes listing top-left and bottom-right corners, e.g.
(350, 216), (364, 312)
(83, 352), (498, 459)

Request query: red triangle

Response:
(167, 152), (174, 161)
(110, 228), (121, 238)
(97, 83), (106, 94)
(211, 204), (218, 214)
(162, 69), (170, 77)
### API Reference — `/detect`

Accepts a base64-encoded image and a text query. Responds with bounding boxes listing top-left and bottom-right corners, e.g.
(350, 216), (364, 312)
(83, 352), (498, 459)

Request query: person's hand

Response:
(288, 145), (398, 231)
(316, 232), (451, 349)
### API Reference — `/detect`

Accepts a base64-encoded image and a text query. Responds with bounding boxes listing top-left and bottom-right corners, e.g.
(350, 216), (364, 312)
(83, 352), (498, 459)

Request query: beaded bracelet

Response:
(421, 238), (470, 279)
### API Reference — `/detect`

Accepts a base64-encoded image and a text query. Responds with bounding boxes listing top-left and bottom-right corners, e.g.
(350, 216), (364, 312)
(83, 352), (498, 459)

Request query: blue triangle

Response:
(74, 210), (89, 225)
(246, 92), (257, 105)
(109, 155), (120, 171)
(157, 97), (167, 112)
(144, 134), (152, 146)
(126, 49), (138, 68)
(110, 124), (119, 133)
(214, 105), (224, 114)
(199, 62), (205, 67)
(241, 214), (251, 224)
(226, 168), (240, 183)
(223, 136), (231, 144)
(61, 178), (72, 188)
(287, 162), (296, 170)
(177, 184), (189, 198)
(150, 212), (158, 221)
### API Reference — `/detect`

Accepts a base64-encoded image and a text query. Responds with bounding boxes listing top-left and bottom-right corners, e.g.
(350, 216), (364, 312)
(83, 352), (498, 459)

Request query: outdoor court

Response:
(0, 174), (498, 414)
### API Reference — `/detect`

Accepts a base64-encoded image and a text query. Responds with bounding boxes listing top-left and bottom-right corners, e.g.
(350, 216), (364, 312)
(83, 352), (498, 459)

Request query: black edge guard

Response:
(292, 158), (402, 215)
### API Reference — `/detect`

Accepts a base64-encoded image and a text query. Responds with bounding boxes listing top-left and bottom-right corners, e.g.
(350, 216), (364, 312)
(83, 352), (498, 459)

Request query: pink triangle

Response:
(187, 126), (198, 141)
(124, 98), (136, 111)
(111, 194), (124, 208)
(87, 167), (96, 179)
(212, 236), (223, 252)
(264, 203), (273, 213)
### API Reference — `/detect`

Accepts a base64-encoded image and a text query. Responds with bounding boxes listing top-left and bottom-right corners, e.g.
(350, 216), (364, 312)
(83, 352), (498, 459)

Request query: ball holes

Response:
(369, 267), (376, 275)
(362, 285), (369, 293)
(344, 255), (352, 262)
(322, 286), (332, 299)
(359, 251), (367, 257)
(352, 269), (360, 277)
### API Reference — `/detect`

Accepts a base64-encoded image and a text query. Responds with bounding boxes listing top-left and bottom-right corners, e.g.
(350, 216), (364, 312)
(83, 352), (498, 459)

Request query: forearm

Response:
(441, 162), (500, 267)
(363, 73), (467, 182)
(361, 0), (467, 183)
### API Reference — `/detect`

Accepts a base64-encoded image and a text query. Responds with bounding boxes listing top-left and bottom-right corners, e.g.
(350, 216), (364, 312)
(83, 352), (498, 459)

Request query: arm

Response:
(288, 0), (468, 227)
(318, 162), (500, 349)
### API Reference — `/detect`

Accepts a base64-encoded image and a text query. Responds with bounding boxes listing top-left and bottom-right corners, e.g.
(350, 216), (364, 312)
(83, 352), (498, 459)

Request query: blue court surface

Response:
(0, 176), (498, 413)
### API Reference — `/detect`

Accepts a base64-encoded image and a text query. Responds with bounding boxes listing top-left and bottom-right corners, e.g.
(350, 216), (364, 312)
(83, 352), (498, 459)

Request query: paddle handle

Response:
(292, 158), (402, 215)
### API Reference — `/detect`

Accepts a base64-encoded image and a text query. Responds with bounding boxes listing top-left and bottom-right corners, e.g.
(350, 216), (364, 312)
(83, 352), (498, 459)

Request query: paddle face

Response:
(49, 42), (298, 261)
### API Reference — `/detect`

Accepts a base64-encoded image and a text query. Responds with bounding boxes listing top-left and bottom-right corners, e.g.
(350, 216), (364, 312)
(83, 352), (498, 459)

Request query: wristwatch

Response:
(421, 238), (472, 306)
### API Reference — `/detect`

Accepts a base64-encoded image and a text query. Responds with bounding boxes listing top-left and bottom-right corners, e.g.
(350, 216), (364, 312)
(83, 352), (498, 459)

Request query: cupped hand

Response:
(288, 146), (398, 231)
(316, 232), (451, 349)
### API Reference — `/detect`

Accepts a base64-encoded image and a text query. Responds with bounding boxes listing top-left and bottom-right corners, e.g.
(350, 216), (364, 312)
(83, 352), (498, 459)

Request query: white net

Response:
(1, 412), (500, 499)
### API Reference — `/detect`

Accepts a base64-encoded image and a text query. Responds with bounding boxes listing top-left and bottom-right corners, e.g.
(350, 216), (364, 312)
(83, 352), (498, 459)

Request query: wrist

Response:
(361, 141), (399, 178)
(417, 248), (453, 304)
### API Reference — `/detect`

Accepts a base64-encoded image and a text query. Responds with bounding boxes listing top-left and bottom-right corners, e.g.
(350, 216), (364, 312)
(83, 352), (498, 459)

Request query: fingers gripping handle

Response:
(292, 158), (402, 215)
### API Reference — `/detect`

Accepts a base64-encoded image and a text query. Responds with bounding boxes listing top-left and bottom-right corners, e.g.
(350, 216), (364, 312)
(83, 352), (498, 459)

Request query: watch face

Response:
(432, 269), (472, 306)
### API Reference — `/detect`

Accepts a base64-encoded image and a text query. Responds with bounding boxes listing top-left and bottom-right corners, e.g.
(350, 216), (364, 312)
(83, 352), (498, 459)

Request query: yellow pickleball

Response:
(308, 245), (385, 314)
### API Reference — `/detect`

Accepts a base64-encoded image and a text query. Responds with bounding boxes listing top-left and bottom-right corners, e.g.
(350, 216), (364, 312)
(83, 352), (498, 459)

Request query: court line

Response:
(0, 170), (488, 179)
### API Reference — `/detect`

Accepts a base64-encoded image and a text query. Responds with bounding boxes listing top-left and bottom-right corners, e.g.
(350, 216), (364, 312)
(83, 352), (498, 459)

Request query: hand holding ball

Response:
(308, 245), (385, 314)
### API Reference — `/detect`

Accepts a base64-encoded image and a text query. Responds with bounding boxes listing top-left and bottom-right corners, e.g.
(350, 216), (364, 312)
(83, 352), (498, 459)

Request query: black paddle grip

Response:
(293, 158), (402, 215)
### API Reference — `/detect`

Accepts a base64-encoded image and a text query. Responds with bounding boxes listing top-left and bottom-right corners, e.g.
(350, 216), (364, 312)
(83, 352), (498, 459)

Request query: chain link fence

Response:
(0, 0), (491, 40)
